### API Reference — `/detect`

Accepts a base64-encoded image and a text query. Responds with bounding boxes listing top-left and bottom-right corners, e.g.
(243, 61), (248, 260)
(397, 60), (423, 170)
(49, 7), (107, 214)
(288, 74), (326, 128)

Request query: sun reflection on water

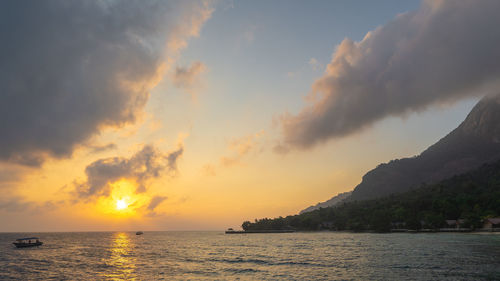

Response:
(103, 232), (137, 280)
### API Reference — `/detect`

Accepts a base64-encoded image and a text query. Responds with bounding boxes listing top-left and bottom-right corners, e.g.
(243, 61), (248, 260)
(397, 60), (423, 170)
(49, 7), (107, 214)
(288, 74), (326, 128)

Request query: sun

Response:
(116, 199), (128, 210)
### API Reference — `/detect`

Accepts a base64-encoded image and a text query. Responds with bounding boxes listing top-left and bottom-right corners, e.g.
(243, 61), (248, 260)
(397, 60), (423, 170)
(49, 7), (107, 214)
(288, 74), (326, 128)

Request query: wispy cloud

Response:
(242, 24), (258, 44)
(0, 197), (62, 214)
(280, 0), (500, 150)
(145, 195), (168, 217)
(308, 58), (322, 71)
(172, 61), (207, 94)
(201, 131), (265, 176)
(220, 131), (264, 167)
(86, 143), (118, 154)
(0, 163), (34, 190)
(201, 164), (217, 177)
(236, 24), (259, 47)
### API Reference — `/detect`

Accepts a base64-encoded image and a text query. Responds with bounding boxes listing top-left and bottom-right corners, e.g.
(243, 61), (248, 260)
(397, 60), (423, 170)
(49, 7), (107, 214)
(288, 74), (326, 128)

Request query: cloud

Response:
(236, 24), (258, 47)
(0, 163), (34, 190)
(220, 131), (264, 167)
(0, 197), (61, 213)
(201, 131), (265, 175)
(308, 58), (321, 71)
(242, 25), (258, 43)
(144, 195), (168, 217)
(75, 144), (183, 198)
(172, 61), (207, 90)
(273, 143), (290, 155)
(280, 0), (500, 149)
(0, 197), (32, 212)
(148, 195), (168, 211)
(201, 164), (217, 176)
(0, 1), (212, 165)
(87, 143), (118, 154)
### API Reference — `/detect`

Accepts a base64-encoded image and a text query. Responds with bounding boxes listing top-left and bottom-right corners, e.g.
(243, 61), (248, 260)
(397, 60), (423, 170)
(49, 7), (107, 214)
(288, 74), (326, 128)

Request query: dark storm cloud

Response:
(281, 0), (500, 149)
(0, 1), (211, 165)
(76, 145), (183, 198)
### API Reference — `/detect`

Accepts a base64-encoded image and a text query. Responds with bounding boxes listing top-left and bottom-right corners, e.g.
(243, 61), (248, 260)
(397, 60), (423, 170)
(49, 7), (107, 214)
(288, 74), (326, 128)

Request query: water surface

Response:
(1, 232), (499, 280)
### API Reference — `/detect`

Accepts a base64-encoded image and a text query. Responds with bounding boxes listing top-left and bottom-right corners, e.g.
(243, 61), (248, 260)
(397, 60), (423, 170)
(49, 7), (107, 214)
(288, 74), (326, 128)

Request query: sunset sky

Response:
(2, 0), (499, 231)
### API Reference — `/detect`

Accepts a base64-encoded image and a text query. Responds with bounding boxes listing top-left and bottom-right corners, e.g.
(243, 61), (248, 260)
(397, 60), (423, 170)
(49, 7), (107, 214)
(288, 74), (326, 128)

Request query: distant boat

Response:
(136, 231), (144, 235)
(13, 237), (43, 248)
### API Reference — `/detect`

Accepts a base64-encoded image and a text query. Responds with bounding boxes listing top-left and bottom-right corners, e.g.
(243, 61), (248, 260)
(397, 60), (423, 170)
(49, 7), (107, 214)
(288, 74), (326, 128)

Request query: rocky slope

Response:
(300, 191), (352, 214)
(349, 95), (500, 201)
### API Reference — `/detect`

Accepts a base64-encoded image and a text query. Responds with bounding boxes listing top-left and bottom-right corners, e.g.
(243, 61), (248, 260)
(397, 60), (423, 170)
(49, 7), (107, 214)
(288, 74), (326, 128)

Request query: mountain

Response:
(298, 95), (500, 211)
(349, 95), (500, 201)
(300, 191), (351, 214)
(243, 157), (500, 232)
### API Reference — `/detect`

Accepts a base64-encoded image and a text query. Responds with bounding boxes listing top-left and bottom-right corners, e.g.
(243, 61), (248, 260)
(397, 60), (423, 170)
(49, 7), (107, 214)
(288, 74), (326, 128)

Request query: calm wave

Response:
(1, 232), (499, 280)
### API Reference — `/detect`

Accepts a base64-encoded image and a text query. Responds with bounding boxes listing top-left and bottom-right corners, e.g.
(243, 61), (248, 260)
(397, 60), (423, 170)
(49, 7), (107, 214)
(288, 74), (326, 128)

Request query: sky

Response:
(1, 0), (498, 231)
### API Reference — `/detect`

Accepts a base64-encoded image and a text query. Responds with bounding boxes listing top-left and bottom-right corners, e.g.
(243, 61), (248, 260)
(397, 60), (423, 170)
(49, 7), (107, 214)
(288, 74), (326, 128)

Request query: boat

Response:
(13, 237), (43, 248)
(136, 231), (143, 235)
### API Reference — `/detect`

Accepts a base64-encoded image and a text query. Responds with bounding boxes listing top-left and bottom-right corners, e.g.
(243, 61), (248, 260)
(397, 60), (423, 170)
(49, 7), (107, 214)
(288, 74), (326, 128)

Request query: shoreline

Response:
(226, 228), (500, 234)
(225, 230), (296, 234)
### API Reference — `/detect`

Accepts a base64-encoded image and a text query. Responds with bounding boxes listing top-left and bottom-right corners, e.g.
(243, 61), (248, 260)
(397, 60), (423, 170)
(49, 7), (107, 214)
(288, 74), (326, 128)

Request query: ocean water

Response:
(0, 232), (499, 280)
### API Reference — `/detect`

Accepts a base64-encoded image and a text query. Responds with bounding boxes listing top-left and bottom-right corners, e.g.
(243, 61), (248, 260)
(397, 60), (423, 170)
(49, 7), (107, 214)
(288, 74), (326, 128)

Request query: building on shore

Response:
(444, 219), (465, 229)
(482, 218), (500, 230)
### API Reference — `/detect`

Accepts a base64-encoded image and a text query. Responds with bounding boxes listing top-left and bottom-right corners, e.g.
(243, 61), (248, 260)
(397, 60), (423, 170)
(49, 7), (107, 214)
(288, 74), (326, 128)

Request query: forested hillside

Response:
(243, 159), (500, 232)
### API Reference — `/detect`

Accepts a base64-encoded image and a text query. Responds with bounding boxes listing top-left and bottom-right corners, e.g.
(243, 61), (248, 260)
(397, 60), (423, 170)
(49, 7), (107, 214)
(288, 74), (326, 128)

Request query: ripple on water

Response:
(0, 232), (500, 280)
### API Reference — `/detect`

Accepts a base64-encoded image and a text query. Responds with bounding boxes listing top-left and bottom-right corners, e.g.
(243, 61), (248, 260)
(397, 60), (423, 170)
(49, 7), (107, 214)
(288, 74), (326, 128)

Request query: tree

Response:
(242, 221), (251, 231)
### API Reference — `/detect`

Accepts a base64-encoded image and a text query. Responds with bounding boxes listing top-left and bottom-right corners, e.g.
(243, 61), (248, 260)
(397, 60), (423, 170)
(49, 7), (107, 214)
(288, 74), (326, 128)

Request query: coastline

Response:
(225, 230), (296, 234)
(226, 228), (500, 234)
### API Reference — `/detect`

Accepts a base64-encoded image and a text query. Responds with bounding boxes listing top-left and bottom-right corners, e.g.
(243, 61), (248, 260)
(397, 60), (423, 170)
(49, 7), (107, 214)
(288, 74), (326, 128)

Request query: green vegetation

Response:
(242, 160), (500, 232)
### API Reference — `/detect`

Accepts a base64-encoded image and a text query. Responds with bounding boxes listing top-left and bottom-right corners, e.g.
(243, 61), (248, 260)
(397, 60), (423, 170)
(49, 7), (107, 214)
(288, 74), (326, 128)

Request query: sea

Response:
(1, 231), (499, 280)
